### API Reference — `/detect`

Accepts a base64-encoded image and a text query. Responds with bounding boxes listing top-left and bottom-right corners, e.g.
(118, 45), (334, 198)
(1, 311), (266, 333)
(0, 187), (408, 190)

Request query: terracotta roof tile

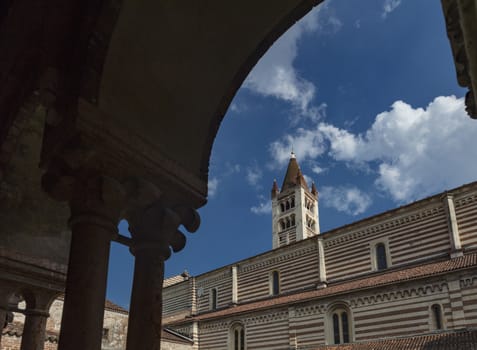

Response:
(183, 253), (477, 322)
(312, 329), (477, 349)
(104, 299), (129, 314)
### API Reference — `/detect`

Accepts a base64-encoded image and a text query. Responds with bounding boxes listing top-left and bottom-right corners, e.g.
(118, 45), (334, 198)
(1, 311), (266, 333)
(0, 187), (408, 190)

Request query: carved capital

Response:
(42, 152), (126, 232)
(124, 179), (200, 259)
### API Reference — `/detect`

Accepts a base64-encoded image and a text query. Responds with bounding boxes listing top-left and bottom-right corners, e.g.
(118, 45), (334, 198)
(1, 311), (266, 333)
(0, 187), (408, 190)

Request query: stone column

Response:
(125, 183), (199, 350)
(20, 290), (56, 350)
(20, 309), (49, 350)
(43, 170), (125, 350)
(0, 286), (12, 346)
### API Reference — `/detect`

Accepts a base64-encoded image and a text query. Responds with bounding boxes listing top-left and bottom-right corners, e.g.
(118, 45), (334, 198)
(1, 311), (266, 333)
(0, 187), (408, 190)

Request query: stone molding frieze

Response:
(325, 206), (443, 248)
(350, 282), (448, 308)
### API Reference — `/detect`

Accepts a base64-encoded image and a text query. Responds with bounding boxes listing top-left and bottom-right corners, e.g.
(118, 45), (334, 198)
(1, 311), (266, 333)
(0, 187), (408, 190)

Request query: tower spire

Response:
(271, 154), (320, 249)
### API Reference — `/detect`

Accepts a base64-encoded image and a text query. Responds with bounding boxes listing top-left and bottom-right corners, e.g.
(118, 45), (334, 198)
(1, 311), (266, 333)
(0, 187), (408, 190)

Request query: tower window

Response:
(376, 243), (388, 270)
(280, 221), (285, 231)
(280, 203), (285, 212)
(431, 304), (444, 330)
(286, 201), (290, 210)
(271, 271), (280, 296)
(291, 215), (296, 226)
(291, 197), (295, 208)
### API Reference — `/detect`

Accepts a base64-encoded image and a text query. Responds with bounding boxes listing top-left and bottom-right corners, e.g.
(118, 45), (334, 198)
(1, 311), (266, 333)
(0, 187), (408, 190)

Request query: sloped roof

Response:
(176, 253), (477, 323)
(162, 328), (194, 344)
(281, 154), (309, 191)
(312, 328), (477, 349)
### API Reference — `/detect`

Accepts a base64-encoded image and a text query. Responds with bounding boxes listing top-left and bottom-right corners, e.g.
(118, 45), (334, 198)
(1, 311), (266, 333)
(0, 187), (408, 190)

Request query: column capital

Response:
(127, 200), (200, 260)
(42, 153), (126, 231)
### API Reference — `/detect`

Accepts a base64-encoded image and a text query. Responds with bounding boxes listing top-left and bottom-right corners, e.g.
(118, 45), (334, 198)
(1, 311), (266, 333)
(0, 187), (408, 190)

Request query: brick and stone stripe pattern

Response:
(238, 240), (319, 303)
(163, 279), (194, 317)
(461, 274), (477, 327)
(192, 274), (477, 349)
(324, 204), (450, 281)
(196, 268), (233, 313)
(454, 191), (477, 249)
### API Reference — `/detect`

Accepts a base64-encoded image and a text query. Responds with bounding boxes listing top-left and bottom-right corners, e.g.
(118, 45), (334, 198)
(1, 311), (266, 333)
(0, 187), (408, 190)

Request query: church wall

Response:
(190, 272), (477, 349)
(324, 202), (450, 281)
(350, 280), (451, 341)
(238, 239), (319, 303)
(461, 273), (477, 327)
(196, 267), (233, 313)
(163, 279), (194, 318)
(454, 190), (477, 250)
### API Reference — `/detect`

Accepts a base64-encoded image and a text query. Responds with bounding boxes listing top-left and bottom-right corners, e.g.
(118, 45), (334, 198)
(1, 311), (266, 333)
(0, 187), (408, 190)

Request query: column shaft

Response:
(20, 310), (49, 350)
(57, 222), (113, 350)
(126, 249), (165, 350)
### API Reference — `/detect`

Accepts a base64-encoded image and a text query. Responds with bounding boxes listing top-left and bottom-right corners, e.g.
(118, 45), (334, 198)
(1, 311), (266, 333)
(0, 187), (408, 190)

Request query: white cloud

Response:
(311, 165), (327, 175)
(208, 178), (219, 198)
(320, 96), (477, 202)
(244, 5), (341, 120)
(320, 186), (372, 216)
(246, 165), (263, 187)
(251, 200), (272, 215)
(268, 95), (477, 204)
(382, 0), (402, 18)
(269, 127), (326, 168)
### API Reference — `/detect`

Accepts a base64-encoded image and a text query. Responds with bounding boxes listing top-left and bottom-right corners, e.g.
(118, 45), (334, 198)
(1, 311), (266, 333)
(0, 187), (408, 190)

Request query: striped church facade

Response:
(162, 181), (477, 349)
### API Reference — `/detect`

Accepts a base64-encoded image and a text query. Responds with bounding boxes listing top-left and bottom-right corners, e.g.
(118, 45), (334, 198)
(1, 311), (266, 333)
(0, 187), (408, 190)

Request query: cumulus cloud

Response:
(269, 127), (326, 168)
(244, 5), (341, 120)
(208, 178), (219, 198)
(382, 0), (402, 18)
(269, 95), (477, 204)
(320, 186), (372, 215)
(251, 199), (272, 215)
(321, 96), (477, 201)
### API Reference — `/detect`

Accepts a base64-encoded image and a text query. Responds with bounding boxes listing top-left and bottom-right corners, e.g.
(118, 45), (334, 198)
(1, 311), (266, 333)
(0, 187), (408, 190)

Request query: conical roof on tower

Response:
(281, 152), (309, 191)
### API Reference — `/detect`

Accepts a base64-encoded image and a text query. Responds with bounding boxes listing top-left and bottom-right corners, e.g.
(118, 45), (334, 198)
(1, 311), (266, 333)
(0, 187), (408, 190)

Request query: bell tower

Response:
(271, 152), (320, 249)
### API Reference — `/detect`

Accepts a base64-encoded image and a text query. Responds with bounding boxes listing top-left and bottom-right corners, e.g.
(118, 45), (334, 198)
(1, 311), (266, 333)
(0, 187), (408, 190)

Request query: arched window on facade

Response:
(286, 218), (291, 228)
(285, 201), (290, 210)
(291, 215), (296, 226)
(229, 323), (245, 350)
(328, 305), (352, 345)
(271, 270), (280, 296)
(376, 243), (388, 270)
(291, 197), (295, 208)
(210, 288), (218, 310)
(431, 304), (444, 330)
(280, 220), (285, 231)
(280, 203), (285, 212)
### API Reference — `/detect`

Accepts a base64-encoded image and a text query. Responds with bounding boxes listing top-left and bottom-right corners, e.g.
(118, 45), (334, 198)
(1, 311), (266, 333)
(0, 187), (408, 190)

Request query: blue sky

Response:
(107, 0), (477, 308)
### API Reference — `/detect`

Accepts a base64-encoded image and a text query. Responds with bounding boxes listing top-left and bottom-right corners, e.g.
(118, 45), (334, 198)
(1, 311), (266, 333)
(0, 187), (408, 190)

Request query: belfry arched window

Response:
(229, 323), (245, 350)
(286, 201), (290, 210)
(291, 197), (295, 208)
(280, 203), (285, 212)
